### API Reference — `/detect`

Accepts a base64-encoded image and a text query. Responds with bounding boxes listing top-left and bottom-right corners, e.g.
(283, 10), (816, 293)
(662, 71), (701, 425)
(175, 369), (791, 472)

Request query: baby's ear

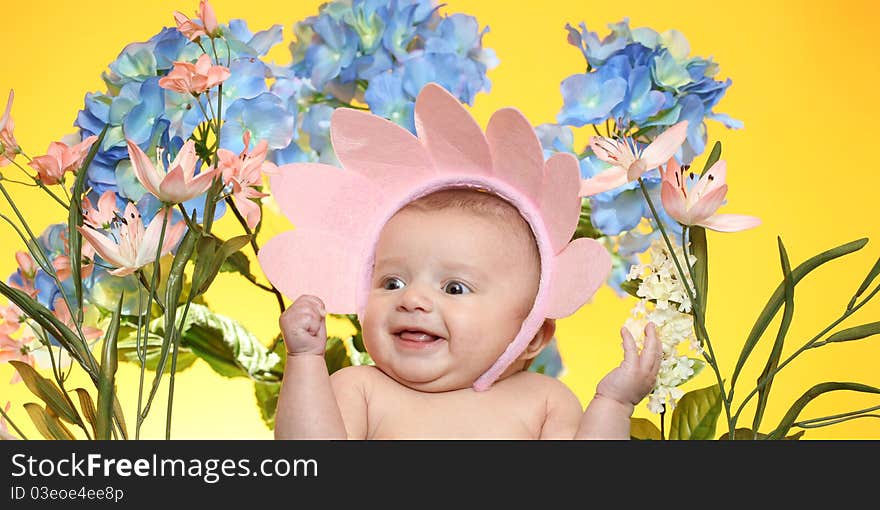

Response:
(520, 319), (556, 361)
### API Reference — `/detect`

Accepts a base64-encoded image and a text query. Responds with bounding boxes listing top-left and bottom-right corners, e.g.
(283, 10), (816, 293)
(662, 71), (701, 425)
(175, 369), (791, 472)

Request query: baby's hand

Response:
(595, 322), (662, 407)
(280, 295), (328, 356)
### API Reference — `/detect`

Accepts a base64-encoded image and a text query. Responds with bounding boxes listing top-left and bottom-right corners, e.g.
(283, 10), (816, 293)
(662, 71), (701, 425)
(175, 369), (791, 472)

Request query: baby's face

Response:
(362, 206), (540, 392)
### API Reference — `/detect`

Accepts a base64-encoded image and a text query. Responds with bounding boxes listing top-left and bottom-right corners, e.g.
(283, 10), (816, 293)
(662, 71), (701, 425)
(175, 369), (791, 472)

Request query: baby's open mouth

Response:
(397, 330), (441, 342)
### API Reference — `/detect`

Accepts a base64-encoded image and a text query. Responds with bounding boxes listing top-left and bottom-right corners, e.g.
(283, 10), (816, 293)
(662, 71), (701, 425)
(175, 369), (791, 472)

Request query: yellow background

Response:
(1, 0), (878, 439)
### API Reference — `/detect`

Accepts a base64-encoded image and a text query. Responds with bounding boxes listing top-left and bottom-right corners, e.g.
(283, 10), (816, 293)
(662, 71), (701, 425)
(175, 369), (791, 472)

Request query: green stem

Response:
(135, 280), (147, 440)
(637, 177), (734, 436)
(0, 404), (29, 440)
(9, 159), (69, 210)
(164, 299), (192, 440)
(732, 289), (878, 423)
(224, 196), (285, 314)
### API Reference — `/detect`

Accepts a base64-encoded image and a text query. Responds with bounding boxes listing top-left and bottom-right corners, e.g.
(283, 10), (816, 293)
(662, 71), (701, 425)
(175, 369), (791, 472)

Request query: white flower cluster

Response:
(625, 238), (702, 414)
(627, 237), (697, 313)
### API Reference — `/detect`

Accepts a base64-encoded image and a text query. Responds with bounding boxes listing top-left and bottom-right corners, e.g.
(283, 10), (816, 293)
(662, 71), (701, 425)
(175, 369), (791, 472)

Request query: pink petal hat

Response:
(258, 83), (611, 391)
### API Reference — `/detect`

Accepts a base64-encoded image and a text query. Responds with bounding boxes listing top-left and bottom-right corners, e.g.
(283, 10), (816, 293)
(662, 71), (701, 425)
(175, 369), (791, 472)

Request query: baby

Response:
(259, 83), (660, 440)
(274, 189), (660, 439)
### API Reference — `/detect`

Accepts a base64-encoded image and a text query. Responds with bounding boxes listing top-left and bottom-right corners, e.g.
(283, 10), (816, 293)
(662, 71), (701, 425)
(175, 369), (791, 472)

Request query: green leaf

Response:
(689, 226), (708, 330)
(630, 418), (662, 440)
(255, 381), (281, 431)
(752, 237), (795, 433)
(848, 256), (880, 310)
(731, 238), (869, 390)
(192, 234), (251, 296)
(669, 384), (723, 440)
(67, 125), (108, 324)
(679, 358), (706, 386)
(619, 279), (641, 300)
(9, 360), (81, 426)
(177, 304), (282, 381)
(97, 292), (123, 440)
(117, 327), (199, 373)
(220, 250), (253, 279)
(767, 382), (880, 439)
(812, 321), (880, 348)
(325, 336), (352, 375)
(73, 388), (98, 439)
(0, 281), (98, 378)
(700, 141), (722, 176)
(23, 403), (76, 440)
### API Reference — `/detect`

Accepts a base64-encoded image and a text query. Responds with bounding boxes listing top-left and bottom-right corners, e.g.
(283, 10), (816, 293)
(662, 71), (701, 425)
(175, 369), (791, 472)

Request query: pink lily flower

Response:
(0, 90), (18, 166)
(173, 0), (220, 41)
(660, 157), (761, 232)
(77, 203), (185, 276)
(0, 327), (36, 384)
(158, 54), (230, 96)
(580, 121), (689, 197)
(28, 135), (98, 185)
(217, 133), (274, 229)
(127, 138), (219, 205)
(82, 190), (119, 229)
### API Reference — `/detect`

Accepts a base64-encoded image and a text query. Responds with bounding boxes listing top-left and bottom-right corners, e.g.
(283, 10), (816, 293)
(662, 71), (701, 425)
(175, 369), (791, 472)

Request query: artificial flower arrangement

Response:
(1, 1), (877, 440)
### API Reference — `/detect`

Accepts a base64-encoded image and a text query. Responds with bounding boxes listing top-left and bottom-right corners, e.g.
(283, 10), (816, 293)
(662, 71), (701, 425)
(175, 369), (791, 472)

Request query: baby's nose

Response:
(397, 284), (433, 313)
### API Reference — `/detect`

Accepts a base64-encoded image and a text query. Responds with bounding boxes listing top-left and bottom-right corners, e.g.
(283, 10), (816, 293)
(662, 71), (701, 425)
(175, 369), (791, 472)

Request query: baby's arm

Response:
(274, 295), (348, 439)
(576, 322), (661, 439)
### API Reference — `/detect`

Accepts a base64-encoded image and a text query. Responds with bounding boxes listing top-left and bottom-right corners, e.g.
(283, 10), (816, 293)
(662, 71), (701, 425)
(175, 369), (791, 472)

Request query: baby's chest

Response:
(366, 390), (546, 439)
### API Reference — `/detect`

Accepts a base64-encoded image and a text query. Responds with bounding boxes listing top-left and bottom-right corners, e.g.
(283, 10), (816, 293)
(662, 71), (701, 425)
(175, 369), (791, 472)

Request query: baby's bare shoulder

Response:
(329, 364), (382, 388)
(503, 372), (581, 406)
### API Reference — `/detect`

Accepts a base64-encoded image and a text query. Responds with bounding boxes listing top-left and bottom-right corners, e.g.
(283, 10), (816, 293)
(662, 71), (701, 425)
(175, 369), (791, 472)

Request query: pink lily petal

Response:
(200, 0), (219, 35)
(127, 140), (163, 197)
(689, 160), (727, 201)
(660, 180), (688, 223)
(698, 213), (762, 232)
(233, 192), (262, 230)
(579, 167), (627, 197)
(684, 183), (728, 224)
(135, 208), (183, 268)
(76, 226), (128, 268)
(158, 165), (189, 203)
(640, 121), (688, 169)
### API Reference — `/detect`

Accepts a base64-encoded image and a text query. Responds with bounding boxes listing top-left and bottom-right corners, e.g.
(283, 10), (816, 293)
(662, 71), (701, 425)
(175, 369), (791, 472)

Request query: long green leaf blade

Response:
(700, 141), (722, 176)
(23, 403), (76, 440)
(73, 388), (98, 439)
(67, 125), (108, 323)
(97, 292), (123, 440)
(9, 360), (81, 426)
(811, 321), (880, 348)
(731, 238), (868, 389)
(752, 237), (795, 435)
(767, 382), (880, 439)
(848, 256), (880, 310)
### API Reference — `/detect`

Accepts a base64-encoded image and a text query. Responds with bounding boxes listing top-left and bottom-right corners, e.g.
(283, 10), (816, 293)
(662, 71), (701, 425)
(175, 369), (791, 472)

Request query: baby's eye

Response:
(382, 277), (405, 290)
(443, 281), (471, 295)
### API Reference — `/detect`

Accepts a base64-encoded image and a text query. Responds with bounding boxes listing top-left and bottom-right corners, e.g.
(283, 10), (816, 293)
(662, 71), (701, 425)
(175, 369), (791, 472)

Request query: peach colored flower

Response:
(51, 298), (102, 342)
(127, 138), (219, 205)
(77, 203), (185, 276)
(660, 158), (761, 232)
(0, 401), (16, 439)
(0, 327), (35, 384)
(10, 252), (38, 298)
(52, 241), (95, 282)
(158, 54), (230, 96)
(28, 135), (99, 185)
(217, 132), (274, 229)
(580, 121), (688, 197)
(0, 90), (18, 166)
(82, 190), (120, 229)
(173, 0), (220, 41)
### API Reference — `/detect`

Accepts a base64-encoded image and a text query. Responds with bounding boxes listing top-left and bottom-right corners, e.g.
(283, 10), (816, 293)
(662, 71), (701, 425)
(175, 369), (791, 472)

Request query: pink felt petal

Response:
(330, 108), (435, 193)
(269, 162), (381, 234)
(698, 213), (761, 232)
(258, 228), (361, 313)
(486, 108), (543, 201)
(413, 83), (492, 177)
(541, 152), (581, 252)
(545, 237), (611, 318)
(579, 168), (627, 196)
(640, 121), (688, 169)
